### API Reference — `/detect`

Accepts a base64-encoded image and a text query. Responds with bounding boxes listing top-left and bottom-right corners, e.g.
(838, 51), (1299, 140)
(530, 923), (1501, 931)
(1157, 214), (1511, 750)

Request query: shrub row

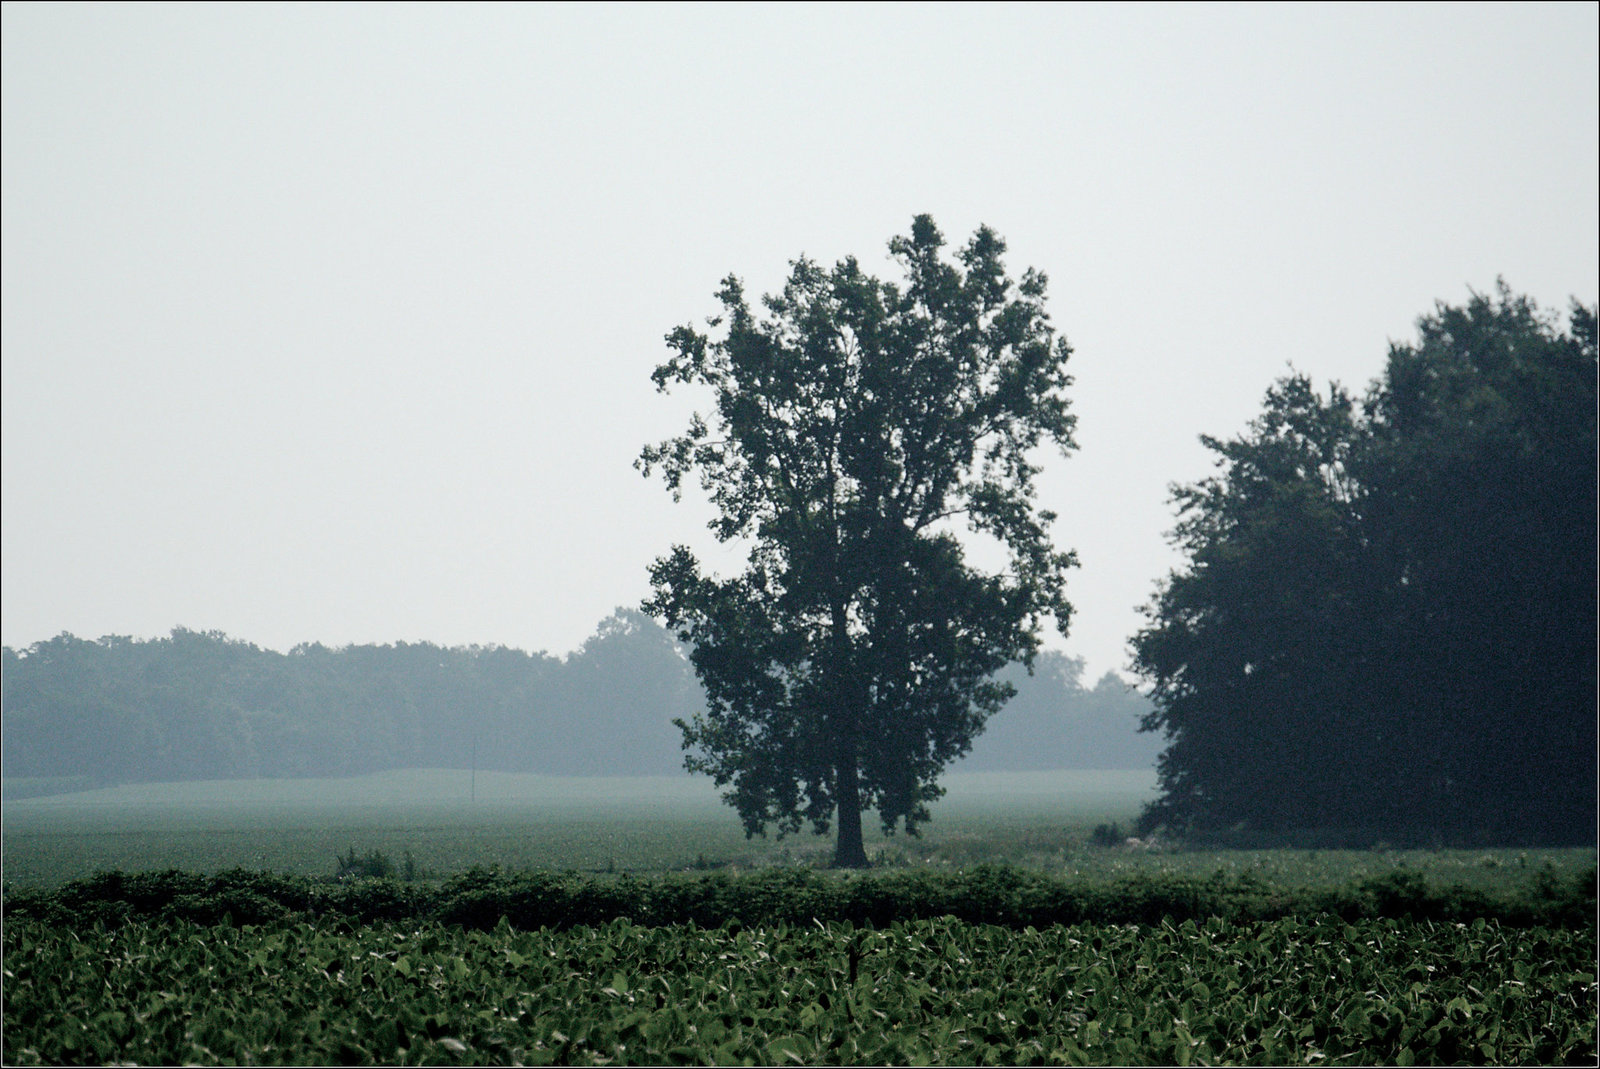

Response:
(3, 862), (1593, 932)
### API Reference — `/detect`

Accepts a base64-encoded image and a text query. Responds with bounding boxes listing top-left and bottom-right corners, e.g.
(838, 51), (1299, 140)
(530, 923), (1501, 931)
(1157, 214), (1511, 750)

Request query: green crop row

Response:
(3, 862), (1594, 932)
(4, 914), (1593, 1065)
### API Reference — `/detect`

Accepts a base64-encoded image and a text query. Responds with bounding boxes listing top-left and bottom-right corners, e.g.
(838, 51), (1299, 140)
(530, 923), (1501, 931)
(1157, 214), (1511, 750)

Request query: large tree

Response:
(640, 216), (1077, 867)
(1359, 286), (1597, 841)
(1134, 285), (1597, 845)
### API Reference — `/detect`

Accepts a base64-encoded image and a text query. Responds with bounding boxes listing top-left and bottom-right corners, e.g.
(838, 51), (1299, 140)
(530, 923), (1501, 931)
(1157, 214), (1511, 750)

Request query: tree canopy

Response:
(640, 215), (1077, 866)
(1, 612), (701, 787)
(1133, 284), (1597, 846)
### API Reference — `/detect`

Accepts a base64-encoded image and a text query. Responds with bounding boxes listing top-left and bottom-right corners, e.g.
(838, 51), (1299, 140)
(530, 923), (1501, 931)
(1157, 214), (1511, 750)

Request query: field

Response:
(3, 769), (1158, 885)
(3, 769), (1590, 891)
(3, 770), (1595, 1065)
(8, 913), (1594, 1065)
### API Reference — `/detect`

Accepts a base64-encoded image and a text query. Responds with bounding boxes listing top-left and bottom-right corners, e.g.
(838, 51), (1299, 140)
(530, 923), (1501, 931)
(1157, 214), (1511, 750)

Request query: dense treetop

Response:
(641, 215), (1079, 865)
(1134, 285), (1596, 846)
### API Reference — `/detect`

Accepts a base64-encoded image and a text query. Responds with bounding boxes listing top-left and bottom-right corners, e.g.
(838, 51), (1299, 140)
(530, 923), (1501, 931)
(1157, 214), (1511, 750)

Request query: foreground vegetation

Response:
(4, 861), (1595, 932)
(5, 909), (1594, 1065)
(5, 862), (1593, 1065)
(6, 778), (1594, 1065)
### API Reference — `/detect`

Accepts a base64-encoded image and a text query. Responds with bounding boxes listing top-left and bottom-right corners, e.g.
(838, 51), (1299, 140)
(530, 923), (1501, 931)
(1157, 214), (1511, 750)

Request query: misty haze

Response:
(3, 4), (1595, 1065)
(1, 610), (1161, 790)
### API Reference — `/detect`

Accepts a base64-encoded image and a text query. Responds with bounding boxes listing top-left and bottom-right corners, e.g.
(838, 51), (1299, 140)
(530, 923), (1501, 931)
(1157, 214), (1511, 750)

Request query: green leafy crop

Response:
(4, 915), (1593, 1065)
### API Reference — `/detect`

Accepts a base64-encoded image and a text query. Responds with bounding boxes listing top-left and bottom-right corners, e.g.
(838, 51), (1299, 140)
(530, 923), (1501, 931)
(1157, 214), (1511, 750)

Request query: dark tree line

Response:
(1134, 285), (1597, 846)
(1, 610), (699, 787)
(2, 612), (1155, 791)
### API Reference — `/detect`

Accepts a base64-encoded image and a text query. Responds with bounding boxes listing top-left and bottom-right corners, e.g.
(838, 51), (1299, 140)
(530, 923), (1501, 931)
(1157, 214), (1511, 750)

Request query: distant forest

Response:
(1, 610), (1157, 791)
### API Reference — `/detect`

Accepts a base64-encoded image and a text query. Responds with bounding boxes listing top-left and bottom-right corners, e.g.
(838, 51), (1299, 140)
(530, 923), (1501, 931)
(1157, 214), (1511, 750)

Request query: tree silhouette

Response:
(641, 216), (1077, 866)
(1134, 286), (1597, 845)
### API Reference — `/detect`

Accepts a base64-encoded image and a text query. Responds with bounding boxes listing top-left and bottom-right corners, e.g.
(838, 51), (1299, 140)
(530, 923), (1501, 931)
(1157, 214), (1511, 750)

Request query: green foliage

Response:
(641, 215), (1077, 867)
(6, 861), (1593, 932)
(3, 912), (1593, 1065)
(1135, 286), (1597, 845)
(336, 846), (396, 881)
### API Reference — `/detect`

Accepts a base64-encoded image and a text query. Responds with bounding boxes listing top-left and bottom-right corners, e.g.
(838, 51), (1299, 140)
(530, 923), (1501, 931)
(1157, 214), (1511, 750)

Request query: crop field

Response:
(3, 770), (1594, 1065)
(5, 912), (1594, 1065)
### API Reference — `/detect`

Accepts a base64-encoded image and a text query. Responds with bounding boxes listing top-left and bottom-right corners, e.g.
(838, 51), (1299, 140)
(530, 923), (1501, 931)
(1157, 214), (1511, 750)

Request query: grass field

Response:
(3, 769), (1591, 893)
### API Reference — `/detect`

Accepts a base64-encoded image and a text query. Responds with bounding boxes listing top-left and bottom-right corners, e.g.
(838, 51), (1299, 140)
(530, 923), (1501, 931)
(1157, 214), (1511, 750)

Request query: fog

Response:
(5, 5), (1595, 681)
(2, 612), (1158, 793)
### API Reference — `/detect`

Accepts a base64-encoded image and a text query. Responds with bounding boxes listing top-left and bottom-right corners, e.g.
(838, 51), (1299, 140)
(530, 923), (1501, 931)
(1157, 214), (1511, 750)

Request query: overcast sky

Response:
(3, 3), (1596, 681)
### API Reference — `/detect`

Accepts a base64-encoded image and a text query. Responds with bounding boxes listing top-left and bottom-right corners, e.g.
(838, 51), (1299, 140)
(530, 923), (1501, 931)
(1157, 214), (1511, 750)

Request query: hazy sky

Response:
(4, 3), (1596, 680)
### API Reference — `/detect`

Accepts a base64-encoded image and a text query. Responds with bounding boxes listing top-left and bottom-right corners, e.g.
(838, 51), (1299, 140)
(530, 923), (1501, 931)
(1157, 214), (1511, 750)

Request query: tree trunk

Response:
(828, 585), (869, 868)
(833, 756), (870, 868)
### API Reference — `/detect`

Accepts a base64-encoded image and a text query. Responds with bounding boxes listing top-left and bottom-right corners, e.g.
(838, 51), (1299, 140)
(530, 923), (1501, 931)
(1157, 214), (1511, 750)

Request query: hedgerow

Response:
(3, 862), (1592, 932)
